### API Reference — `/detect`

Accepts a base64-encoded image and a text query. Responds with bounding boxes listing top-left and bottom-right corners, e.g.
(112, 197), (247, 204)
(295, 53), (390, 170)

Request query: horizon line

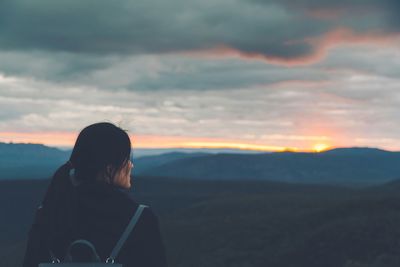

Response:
(0, 141), (395, 153)
(0, 131), (397, 153)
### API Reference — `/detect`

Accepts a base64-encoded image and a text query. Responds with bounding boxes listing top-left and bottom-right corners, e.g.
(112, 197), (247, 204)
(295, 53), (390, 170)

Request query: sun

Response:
(313, 143), (330, 153)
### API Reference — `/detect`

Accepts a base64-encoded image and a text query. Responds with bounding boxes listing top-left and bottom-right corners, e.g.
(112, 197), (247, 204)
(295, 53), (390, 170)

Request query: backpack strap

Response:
(106, 204), (148, 263)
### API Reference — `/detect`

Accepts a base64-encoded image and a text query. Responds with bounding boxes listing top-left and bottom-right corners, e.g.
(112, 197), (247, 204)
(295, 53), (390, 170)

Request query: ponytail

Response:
(41, 160), (79, 261)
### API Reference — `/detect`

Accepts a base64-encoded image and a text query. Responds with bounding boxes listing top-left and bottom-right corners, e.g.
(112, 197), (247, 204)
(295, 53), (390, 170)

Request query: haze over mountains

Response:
(1, 142), (400, 186)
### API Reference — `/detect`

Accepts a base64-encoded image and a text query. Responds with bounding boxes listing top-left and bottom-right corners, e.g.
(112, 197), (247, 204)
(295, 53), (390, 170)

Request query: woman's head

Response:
(69, 122), (133, 188)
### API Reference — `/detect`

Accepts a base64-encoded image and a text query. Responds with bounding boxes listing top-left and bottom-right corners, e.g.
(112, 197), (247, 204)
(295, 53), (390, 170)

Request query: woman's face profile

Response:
(112, 160), (134, 189)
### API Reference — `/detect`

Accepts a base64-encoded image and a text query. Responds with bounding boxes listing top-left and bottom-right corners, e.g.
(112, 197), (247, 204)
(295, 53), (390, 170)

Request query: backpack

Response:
(39, 204), (148, 267)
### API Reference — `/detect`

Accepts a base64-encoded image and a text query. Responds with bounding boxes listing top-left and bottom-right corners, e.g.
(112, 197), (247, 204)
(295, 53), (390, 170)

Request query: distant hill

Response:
(133, 152), (208, 173)
(2, 144), (400, 186)
(323, 147), (390, 155)
(131, 148), (266, 158)
(0, 142), (69, 179)
(138, 148), (400, 186)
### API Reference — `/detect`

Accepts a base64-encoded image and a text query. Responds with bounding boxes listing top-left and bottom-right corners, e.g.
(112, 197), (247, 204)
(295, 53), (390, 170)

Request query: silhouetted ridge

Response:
(133, 152), (209, 173)
(323, 147), (390, 155)
(0, 142), (69, 180)
(139, 149), (400, 186)
(2, 144), (400, 187)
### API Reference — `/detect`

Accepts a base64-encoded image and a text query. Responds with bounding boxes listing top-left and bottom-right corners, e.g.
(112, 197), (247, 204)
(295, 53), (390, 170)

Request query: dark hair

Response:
(40, 122), (132, 260)
(70, 122), (131, 184)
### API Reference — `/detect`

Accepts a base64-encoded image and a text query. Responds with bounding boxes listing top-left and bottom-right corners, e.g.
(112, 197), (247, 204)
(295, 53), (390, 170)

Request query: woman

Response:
(23, 122), (168, 267)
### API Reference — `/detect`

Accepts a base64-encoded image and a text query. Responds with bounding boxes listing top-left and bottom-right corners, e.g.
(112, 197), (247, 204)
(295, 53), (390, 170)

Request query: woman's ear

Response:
(100, 165), (115, 183)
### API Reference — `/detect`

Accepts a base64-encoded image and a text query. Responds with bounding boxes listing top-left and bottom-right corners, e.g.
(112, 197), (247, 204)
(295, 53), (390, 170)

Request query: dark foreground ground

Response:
(1, 177), (400, 267)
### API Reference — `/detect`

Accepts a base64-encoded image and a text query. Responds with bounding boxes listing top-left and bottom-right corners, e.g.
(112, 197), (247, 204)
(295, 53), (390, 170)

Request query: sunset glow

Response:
(313, 144), (331, 153)
(0, 132), (298, 151)
(179, 141), (295, 152)
(0, 130), (399, 152)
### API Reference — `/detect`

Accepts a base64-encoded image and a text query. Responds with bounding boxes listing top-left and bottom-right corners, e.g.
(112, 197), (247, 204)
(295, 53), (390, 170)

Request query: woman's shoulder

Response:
(117, 192), (158, 224)
(74, 179), (161, 230)
(91, 182), (156, 212)
(76, 180), (144, 217)
(120, 193), (158, 224)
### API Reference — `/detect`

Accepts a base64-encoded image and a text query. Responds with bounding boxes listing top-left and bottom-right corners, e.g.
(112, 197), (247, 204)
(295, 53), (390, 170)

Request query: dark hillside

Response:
(2, 177), (400, 267)
(132, 152), (207, 174)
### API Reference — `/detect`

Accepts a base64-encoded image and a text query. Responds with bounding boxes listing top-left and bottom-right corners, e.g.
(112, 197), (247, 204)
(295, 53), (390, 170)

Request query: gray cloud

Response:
(320, 41), (400, 76)
(1, 0), (395, 61)
(0, 51), (116, 81)
(0, 51), (331, 90)
(0, 0), (398, 89)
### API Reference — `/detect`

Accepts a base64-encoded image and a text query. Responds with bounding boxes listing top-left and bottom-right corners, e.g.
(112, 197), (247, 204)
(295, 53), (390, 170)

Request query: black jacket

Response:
(23, 176), (168, 267)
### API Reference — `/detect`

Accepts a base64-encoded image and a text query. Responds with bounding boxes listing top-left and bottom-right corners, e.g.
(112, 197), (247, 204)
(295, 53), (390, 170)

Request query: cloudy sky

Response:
(0, 0), (400, 151)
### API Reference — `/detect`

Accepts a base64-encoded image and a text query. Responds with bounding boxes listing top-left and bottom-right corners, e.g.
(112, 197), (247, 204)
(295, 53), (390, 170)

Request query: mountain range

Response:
(1, 142), (400, 186)
(136, 147), (400, 186)
(0, 142), (69, 179)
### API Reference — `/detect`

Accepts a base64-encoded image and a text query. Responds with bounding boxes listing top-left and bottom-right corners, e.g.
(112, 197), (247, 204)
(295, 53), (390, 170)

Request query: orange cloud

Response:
(179, 45), (322, 66)
(181, 28), (400, 66)
(0, 131), (77, 147)
(305, 28), (399, 50)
